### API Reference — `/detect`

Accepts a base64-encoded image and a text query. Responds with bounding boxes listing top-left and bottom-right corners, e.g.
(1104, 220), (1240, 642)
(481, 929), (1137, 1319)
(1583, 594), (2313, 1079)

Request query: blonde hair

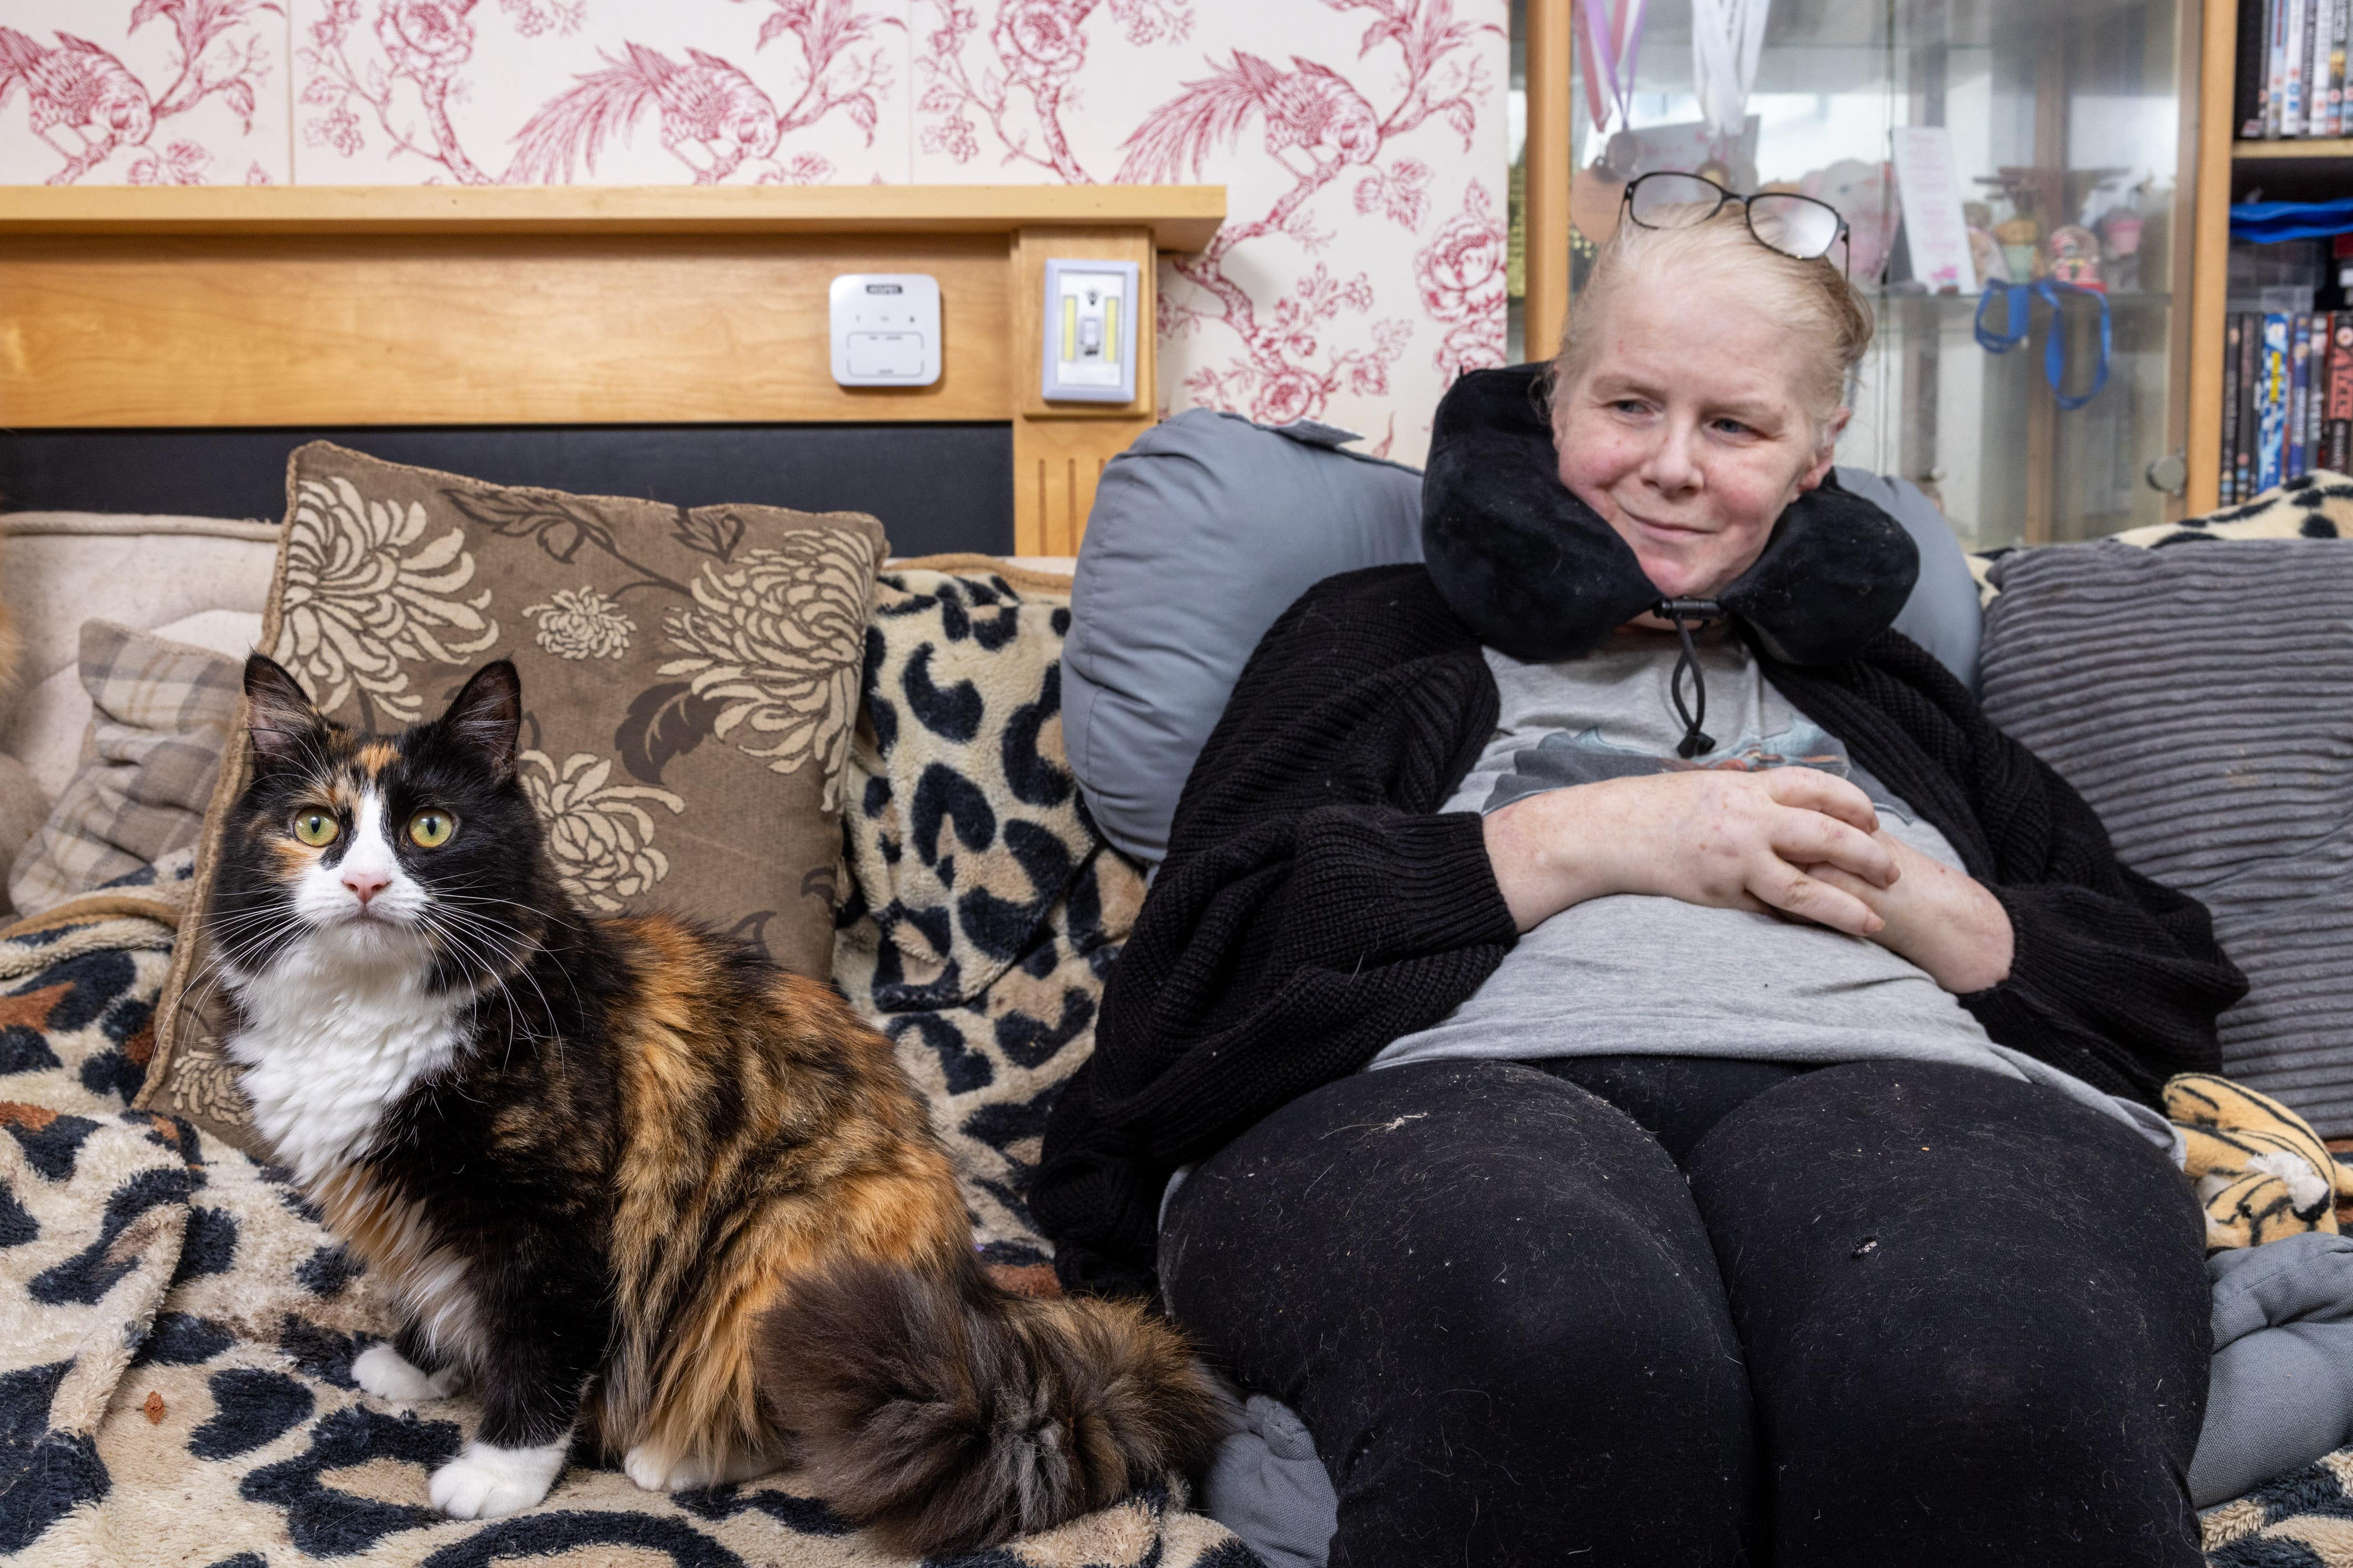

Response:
(1554, 203), (1872, 442)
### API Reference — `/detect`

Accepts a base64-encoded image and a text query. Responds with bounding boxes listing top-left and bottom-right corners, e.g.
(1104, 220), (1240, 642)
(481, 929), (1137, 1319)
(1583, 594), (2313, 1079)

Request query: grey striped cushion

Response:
(1978, 537), (2353, 1134)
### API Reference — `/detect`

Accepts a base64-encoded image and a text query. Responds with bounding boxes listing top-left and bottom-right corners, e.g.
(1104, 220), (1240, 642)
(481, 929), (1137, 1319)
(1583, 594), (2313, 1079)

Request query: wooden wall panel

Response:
(1005, 224), (1159, 552)
(1013, 414), (1153, 556)
(0, 234), (1012, 427)
(0, 188), (1226, 546)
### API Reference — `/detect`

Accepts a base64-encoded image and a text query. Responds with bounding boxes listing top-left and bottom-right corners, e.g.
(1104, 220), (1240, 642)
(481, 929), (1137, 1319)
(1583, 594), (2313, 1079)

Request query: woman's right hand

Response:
(1480, 769), (1900, 935)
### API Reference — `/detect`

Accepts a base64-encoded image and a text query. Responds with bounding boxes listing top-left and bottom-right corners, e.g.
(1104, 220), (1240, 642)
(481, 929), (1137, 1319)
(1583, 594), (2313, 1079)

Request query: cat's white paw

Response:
(428, 1438), (568, 1519)
(623, 1444), (776, 1492)
(623, 1444), (695, 1492)
(353, 1343), (463, 1403)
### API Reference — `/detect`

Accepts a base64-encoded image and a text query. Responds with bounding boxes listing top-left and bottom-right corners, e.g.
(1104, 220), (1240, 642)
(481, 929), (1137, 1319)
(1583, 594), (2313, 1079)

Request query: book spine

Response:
(2326, 311), (2344, 471)
(2319, 312), (2334, 471)
(2320, 0), (2341, 134)
(2293, 314), (2311, 478)
(2325, 310), (2344, 470)
(2306, 0), (2326, 131)
(2224, 315), (2245, 504)
(2306, 315), (2325, 472)
(2313, 315), (2330, 460)
(2262, 313), (2290, 490)
(2289, 0), (2309, 133)
(2308, 0), (2328, 133)
(2325, 0), (2344, 133)
(2246, 0), (2277, 133)
(2241, 312), (2264, 499)
(2325, 0), (2342, 133)
(2274, 0), (2294, 135)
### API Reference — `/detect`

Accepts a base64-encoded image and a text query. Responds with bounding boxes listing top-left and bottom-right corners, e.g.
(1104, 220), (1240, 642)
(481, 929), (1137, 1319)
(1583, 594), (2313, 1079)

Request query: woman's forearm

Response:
(1869, 852), (2014, 993)
(1480, 787), (1630, 932)
(1480, 771), (1896, 936)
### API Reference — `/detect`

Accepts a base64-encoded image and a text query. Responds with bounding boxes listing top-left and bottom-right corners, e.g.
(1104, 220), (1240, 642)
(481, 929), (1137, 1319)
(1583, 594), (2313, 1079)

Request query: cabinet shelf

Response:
(1868, 289), (2174, 306)
(2235, 138), (2353, 160)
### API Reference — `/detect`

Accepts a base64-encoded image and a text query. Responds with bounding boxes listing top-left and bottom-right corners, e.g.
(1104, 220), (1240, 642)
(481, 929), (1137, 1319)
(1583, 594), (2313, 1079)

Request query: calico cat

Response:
(207, 653), (1220, 1550)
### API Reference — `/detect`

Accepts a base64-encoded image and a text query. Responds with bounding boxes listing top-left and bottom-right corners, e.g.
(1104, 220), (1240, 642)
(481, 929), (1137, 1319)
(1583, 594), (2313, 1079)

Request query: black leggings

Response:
(1158, 1057), (2212, 1568)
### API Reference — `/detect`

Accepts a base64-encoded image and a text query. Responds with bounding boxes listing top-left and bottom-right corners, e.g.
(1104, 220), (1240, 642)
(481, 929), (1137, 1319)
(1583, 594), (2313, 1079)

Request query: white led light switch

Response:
(829, 273), (941, 387)
(1041, 258), (1139, 404)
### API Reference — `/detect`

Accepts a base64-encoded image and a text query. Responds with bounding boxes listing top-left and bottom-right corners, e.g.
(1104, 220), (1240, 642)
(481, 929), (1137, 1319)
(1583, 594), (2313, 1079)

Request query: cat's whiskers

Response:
(416, 909), (537, 1050)
(173, 901), (312, 1037)
(201, 897), (311, 952)
(425, 898), (588, 1058)
(420, 905), (570, 1073)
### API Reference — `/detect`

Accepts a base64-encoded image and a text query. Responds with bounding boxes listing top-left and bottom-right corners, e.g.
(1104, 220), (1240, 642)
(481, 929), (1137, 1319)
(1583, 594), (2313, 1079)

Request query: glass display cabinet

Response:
(1508, 0), (2202, 550)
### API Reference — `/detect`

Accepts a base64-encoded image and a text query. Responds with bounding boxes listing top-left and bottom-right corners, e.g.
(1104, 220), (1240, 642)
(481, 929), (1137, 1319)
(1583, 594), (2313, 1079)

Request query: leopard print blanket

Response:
(0, 566), (1242, 1568)
(4, 558), (2350, 1566)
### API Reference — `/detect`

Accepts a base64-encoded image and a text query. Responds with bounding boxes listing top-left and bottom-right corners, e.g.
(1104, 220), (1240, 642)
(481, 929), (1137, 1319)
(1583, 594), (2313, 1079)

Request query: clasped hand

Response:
(1480, 769), (2013, 993)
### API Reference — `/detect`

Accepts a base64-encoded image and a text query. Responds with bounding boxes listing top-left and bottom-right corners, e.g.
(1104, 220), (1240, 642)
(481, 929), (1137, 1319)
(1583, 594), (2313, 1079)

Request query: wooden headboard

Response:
(0, 184), (1224, 555)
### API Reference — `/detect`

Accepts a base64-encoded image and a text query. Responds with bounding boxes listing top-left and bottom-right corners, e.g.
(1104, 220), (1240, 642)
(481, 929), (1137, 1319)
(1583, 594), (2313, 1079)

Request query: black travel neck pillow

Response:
(1420, 363), (1919, 667)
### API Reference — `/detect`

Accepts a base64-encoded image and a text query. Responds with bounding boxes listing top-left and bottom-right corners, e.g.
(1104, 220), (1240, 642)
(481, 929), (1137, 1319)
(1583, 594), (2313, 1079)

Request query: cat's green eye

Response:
(407, 809), (456, 849)
(291, 810), (339, 848)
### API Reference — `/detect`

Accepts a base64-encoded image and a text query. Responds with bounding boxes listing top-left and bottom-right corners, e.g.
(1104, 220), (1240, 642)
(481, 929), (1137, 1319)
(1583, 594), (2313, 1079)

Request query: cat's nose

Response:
(342, 868), (393, 907)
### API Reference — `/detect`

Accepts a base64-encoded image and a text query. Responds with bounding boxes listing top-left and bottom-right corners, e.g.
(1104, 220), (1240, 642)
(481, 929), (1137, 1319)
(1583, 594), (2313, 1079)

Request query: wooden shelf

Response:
(0, 182), (1223, 552)
(0, 184), (1227, 252)
(2235, 138), (2353, 160)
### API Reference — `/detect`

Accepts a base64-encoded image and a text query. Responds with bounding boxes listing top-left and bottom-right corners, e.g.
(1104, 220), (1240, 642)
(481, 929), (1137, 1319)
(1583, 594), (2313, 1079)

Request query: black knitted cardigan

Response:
(1033, 563), (2249, 1300)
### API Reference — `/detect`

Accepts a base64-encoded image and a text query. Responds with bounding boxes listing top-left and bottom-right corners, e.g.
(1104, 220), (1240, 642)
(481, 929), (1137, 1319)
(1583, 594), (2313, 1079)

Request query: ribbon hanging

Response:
(1691, 0), (1768, 142)
(1974, 279), (2113, 410)
(1580, 0), (1649, 133)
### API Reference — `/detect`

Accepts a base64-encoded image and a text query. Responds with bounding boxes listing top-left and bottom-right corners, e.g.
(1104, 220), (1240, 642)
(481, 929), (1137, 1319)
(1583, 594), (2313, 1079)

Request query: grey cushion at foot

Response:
(2196, 1232), (2353, 1505)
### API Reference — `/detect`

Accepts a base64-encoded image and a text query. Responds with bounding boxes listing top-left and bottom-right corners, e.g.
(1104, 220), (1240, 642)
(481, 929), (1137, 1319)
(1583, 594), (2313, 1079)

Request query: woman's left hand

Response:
(1803, 831), (2014, 995)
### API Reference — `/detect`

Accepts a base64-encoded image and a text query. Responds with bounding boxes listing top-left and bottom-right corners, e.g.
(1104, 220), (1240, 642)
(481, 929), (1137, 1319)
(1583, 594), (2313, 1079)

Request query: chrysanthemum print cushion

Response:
(142, 442), (886, 1156)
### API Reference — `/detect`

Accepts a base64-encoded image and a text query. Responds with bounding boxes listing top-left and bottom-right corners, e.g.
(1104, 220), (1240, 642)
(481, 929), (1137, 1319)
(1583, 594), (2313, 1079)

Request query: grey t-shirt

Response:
(1366, 630), (2175, 1152)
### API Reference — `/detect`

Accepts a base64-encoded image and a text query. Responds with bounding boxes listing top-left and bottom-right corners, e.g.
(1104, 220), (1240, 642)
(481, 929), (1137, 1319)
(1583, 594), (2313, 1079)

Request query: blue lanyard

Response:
(1973, 279), (2112, 410)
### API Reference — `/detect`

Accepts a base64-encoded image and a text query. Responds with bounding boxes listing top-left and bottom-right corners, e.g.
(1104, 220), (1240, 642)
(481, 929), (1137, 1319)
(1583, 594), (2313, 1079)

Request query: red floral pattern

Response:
(1417, 178), (1509, 380)
(1, 0), (1506, 464)
(0, 0), (287, 185)
(289, 0), (902, 185)
(913, 0), (1505, 460)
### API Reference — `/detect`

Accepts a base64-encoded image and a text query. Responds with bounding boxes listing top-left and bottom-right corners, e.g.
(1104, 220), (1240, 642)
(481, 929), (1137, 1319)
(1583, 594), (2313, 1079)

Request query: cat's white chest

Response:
(226, 946), (466, 1183)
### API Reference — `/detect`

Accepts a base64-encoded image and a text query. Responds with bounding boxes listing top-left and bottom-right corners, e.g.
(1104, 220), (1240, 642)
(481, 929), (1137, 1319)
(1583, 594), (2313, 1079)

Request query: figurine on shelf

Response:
(2098, 203), (2143, 262)
(2096, 184), (2146, 294)
(1995, 213), (2040, 281)
(2047, 225), (2105, 292)
(1977, 167), (2062, 282)
(1969, 225), (2012, 285)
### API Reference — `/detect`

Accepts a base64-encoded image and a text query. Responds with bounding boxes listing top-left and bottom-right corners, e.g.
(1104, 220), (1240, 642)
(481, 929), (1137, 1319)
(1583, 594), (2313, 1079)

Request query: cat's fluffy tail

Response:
(754, 1254), (1227, 1555)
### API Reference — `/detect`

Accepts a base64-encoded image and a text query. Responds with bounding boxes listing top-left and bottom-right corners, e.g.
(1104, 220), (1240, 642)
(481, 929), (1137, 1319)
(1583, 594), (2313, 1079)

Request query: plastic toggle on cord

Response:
(1655, 599), (1722, 759)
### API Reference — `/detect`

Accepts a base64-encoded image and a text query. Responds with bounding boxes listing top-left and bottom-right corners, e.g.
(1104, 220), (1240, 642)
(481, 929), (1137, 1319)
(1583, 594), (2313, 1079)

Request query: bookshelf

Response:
(2186, 1), (2353, 512)
(2235, 137), (2353, 158)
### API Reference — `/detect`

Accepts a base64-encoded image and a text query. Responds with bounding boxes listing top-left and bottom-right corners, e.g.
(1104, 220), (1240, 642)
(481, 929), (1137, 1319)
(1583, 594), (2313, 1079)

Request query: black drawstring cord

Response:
(1654, 598), (1722, 758)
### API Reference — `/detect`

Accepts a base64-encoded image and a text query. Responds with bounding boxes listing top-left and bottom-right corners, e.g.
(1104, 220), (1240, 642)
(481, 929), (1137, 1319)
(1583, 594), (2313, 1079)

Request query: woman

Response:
(1034, 182), (2247, 1566)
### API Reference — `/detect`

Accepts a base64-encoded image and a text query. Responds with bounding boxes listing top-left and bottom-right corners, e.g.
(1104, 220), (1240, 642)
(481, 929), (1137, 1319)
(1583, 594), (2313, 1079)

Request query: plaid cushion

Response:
(6, 622), (242, 918)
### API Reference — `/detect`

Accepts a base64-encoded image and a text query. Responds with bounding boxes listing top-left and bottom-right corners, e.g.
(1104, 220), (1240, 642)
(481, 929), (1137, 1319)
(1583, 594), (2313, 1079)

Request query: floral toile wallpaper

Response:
(0, 0), (1506, 462)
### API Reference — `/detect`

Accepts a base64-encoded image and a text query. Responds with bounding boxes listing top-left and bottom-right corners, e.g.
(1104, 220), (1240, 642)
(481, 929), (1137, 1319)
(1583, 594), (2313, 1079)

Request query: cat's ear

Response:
(243, 654), (323, 776)
(440, 660), (522, 779)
